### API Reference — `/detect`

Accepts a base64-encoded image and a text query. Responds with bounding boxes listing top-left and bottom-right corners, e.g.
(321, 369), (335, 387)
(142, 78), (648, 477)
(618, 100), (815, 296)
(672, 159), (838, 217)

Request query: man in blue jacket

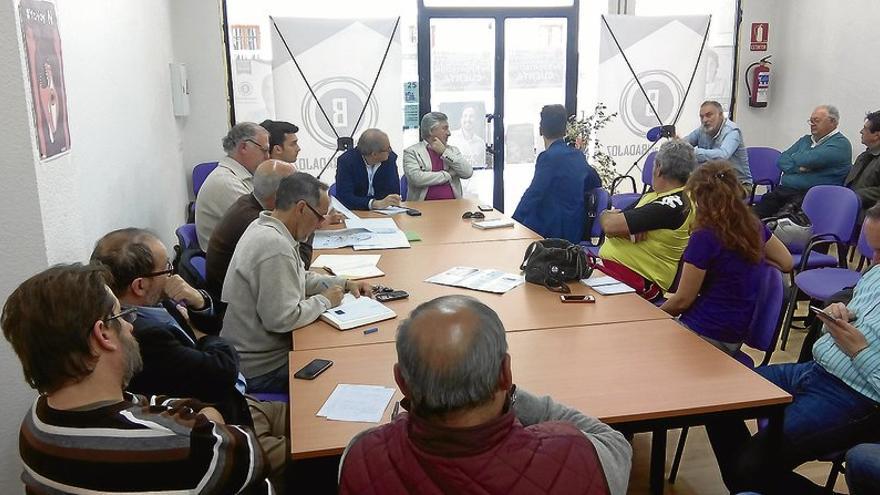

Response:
(513, 104), (601, 242)
(754, 105), (852, 218)
(335, 128), (401, 210)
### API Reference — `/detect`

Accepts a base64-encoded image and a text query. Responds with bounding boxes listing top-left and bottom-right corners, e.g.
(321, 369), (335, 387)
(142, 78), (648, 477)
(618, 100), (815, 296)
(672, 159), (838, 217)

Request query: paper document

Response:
(425, 267), (525, 294)
(374, 205), (409, 216)
(313, 228), (411, 250)
(581, 275), (636, 295)
(472, 218), (515, 230)
(317, 384), (396, 423)
(330, 196), (357, 220)
(312, 255), (383, 280)
(345, 217), (399, 233)
(320, 293), (396, 330)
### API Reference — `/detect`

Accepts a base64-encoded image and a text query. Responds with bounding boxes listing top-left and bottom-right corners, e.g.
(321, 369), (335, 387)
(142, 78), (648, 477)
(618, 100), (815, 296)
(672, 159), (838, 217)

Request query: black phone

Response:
(294, 358), (333, 380)
(478, 204), (493, 212)
(810, 305), (837, 321)
(375, 290), (409, 302)
(560, 295), (596, 303)
(406, 209), (422, 216)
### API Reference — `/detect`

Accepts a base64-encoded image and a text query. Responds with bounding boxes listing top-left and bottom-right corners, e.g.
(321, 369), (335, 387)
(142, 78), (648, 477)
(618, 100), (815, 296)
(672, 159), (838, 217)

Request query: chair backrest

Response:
(175, 223), (200, 252)
(745, 263), (785, 353)
(641, 152), (656, 190)
(746, 147), (782, 185)
(801, 185), (860, 242)
(192, 162), (219, 197)
(400, 175), (408, 201)
(585, 187), (611, 241)
(329, 183), (337, 198)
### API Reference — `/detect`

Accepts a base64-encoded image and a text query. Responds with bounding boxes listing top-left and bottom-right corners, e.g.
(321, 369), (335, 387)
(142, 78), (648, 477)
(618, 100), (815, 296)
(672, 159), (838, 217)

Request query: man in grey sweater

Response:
(221, 173), (372, 393)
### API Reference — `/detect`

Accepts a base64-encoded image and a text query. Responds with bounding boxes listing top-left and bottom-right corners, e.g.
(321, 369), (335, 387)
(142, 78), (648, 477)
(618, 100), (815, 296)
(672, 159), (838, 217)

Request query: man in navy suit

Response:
(335, 128), (401, 210)
(513, 104), (601, 243)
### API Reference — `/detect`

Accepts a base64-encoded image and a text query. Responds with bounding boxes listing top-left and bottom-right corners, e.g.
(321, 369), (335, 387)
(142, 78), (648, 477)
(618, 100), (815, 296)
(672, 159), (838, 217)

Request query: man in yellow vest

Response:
(598, 139), (697, 300)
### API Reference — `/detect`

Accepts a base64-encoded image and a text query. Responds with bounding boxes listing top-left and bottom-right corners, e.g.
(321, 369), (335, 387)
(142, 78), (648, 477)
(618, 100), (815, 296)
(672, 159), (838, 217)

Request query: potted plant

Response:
(566, 103), (618, 189)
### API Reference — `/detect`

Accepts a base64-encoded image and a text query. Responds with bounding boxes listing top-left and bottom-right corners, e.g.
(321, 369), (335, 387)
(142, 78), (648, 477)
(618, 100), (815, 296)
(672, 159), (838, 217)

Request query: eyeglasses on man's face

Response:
(143, 260), (173, 278)
(105, 307), (138, 324)
(303, 201), (326, 223)
(246, 138), (270, 156)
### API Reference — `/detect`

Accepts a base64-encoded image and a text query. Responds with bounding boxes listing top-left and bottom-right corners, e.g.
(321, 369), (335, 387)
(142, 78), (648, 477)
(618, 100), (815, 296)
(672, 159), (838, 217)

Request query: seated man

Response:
(260, 119), (301, 163)
(91, 228), (289, 484)
(403, 112), (473, 201)
(1, 263), (272, 494)
(598, 139), (697, 299)
(196, 122), (270, 248)
(513, 104), (601, 243)
(339, 295), (632, 495)
(684, 100), (751, 186)
(845, 110), (880, 222)
(705, 203), (880, 495)
(222, 173), (372, 393)
(335, 128), (401, 210)
(206, 159), (296, 302)
(754, 105), (852, 218)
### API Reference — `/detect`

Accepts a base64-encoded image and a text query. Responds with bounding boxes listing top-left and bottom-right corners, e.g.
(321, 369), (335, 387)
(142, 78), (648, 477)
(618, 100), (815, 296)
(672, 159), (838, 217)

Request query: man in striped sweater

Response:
(705, 204), (880, 495)
(1, 263), (272, 494)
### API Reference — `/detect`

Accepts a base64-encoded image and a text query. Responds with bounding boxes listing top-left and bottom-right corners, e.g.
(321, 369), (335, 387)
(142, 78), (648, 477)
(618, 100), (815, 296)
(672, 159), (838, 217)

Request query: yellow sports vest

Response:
(598, 187), (694, 290)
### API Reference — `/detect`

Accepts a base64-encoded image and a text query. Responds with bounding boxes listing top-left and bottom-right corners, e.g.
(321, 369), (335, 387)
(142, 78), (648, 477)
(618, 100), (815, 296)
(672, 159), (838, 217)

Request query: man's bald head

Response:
(253, 159), (296, 209)
(396, 295), (508, 416)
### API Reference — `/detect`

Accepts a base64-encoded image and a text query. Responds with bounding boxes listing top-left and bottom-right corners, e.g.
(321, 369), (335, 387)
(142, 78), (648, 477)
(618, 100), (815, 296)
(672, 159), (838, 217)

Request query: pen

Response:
(364, 327), (379, 335)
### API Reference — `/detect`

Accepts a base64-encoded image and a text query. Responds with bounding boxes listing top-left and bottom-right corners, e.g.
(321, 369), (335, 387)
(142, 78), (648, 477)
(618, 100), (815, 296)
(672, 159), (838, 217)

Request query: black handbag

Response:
(520, 238), (592, 293)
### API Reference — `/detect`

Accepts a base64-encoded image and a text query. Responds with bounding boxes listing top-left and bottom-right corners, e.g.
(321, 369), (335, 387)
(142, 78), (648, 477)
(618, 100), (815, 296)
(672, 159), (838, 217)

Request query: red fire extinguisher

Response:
(746, 55), (772, 108)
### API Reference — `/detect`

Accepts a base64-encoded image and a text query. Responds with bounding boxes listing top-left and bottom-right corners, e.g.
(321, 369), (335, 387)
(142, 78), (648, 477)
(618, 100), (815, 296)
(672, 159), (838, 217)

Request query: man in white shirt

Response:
(195, 122), (270, 248)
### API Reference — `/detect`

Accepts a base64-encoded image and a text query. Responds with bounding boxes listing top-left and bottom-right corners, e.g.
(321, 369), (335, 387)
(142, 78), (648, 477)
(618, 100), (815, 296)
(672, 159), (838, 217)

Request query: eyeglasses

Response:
(105, 307), (138, 324)
(246, 138), (270, 155)
(462, 211), (486, 220)
(143, 260), (174, 278)
(303, 201), (326, 223)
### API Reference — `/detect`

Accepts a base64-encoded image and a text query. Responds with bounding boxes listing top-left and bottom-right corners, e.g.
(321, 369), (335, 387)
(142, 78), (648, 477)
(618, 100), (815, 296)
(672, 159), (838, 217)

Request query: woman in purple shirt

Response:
(661, 161), (793, 354)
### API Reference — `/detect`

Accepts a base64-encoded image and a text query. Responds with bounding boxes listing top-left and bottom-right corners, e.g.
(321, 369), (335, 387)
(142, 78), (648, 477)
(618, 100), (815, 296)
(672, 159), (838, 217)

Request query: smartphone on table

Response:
(560, 295), (596, 303)
(294, 358), (333, 380)
(478, 204), (493, 212)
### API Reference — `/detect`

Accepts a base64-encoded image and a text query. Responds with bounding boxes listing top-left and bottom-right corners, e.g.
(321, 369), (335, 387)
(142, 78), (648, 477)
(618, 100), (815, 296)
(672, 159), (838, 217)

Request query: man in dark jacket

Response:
(338, 295), (632, 495)
(845, 110), (880, 221)
(335, 128), (401, 210)
(91, 228), (288, 485)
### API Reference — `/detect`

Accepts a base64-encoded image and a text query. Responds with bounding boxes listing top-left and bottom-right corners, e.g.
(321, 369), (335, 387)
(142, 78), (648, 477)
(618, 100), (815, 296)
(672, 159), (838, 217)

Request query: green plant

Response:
(567, 103), (618, 189)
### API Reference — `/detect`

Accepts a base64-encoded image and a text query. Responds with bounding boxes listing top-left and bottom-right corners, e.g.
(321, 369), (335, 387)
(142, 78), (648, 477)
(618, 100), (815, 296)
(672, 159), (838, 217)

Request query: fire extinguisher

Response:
(746, 55), (772, 108)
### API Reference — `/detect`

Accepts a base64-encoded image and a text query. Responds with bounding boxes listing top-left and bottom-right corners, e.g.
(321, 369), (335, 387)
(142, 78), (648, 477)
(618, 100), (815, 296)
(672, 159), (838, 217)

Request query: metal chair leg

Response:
(779, 282), (800, 351)
(668, 427), (689, 483)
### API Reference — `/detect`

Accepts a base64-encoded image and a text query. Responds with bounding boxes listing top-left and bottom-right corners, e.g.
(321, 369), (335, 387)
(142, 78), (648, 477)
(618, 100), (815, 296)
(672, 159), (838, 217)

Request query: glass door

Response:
(418, 1), (579, 212)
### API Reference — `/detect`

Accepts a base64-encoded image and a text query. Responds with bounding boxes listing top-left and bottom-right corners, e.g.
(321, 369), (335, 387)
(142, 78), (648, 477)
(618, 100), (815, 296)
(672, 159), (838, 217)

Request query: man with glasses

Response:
(2, 263), (273, 494)
(335, 128), (401, 210)
(754, 105), (852, 218)
(222, 172), (373, 393)
(196, 122), (271, 248)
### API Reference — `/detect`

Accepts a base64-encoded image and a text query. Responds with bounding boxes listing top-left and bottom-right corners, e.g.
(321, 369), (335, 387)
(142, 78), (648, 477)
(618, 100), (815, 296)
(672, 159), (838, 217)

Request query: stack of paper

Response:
(317, 384), (396, 423)
(330, 196), (357, 220)
(320, 293), (397, 330)
(313, 218), (411, 250)
(425, 267), (525, 294)
(374, 205), (410, 216)
(581, 275), (636, 295)
(312, 254), (383, 280)
(472, 218), (515, 230)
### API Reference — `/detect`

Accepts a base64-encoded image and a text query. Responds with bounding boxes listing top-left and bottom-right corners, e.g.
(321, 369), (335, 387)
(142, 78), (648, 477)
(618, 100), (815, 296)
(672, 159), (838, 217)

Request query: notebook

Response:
(320, 294), (397, 330)
(471, 218), (515, 230)
(580, 275), (636, 295)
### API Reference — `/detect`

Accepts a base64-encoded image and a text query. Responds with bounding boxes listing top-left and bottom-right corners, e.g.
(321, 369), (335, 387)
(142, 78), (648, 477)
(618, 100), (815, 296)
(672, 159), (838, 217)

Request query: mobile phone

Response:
(560, 295), (596, 303)
(478, 204), (493, 212)
(375, 290), (409, 302)
(406, 209), (422, 216)
(293, 358), (333, 380)
(810, 305), (837, 321)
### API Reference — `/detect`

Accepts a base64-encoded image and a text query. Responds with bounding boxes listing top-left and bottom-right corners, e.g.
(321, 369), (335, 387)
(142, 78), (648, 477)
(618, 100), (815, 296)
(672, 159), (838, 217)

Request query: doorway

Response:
(417, 1), (579, 212)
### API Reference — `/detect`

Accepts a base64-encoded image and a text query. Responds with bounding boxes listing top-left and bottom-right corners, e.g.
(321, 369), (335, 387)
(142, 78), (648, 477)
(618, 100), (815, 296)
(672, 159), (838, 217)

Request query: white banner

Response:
(271, 18), (402, 179)
(598, 15), (710, 187)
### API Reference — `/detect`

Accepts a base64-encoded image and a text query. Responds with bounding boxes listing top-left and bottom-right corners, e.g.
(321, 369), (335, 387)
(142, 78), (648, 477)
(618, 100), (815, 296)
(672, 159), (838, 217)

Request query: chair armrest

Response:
(610, 175), (637, 196)
(797, 236), (843, 272)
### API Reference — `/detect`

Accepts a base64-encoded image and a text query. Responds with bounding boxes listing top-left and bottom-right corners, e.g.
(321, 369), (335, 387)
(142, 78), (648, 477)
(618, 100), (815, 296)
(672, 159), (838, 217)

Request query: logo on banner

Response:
(618, 70), (684, 137)
(301, 76), (379, 149)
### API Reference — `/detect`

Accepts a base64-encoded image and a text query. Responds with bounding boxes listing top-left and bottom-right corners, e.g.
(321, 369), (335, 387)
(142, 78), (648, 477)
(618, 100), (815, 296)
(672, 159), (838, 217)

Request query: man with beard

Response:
(683, 100), (752, 188)
(1, 263), (272, 494)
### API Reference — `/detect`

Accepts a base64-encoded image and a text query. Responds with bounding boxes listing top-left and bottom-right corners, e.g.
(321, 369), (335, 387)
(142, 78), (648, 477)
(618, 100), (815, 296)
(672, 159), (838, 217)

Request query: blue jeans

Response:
(706, 361), (880, 495)
(246, 364), (289, 394)
(847, 443), (880, 495)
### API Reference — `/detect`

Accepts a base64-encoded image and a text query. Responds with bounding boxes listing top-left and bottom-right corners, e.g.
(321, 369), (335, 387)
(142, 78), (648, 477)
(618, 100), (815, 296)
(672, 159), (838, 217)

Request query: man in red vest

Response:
(338, 295), (632, 495)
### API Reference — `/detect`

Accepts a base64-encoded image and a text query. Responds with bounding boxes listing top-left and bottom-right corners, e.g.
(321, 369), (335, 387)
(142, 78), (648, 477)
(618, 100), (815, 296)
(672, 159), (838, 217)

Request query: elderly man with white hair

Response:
(403, 111), (473, 201)
(754, 104), (852, 218)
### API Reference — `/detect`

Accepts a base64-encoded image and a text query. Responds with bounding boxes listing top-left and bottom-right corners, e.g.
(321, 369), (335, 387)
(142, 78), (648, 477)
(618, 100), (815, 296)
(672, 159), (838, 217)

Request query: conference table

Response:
(290, 198), (792, 494)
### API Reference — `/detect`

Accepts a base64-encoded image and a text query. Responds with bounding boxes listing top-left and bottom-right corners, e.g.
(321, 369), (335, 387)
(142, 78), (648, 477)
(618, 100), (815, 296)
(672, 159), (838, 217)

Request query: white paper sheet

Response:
(312, 255), (383, 279)
(317, 384), (396, 423)
(352, 230), (411, 250)
(345, 217), (399, 233)
(374, 206), (409, 216)
(581, 275), (636, 295)
(330, 196), (357, 220)
(425, 266), (525, 294)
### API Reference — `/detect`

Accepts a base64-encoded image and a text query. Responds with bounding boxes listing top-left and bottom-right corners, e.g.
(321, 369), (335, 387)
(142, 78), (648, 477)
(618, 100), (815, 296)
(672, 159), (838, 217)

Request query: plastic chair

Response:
(581, 187), (611, 248)
(747, 147), (782, 205)
(178, 251), (207, 290)
(192, 162), (219, 197)
(669, 264), (785, 483)
(400, 176), (408, 201)
(329, 183), (337, 197)
(610, 152), (655, 210)
(777, 186), (861, 350)
(175, 223), (200, 252)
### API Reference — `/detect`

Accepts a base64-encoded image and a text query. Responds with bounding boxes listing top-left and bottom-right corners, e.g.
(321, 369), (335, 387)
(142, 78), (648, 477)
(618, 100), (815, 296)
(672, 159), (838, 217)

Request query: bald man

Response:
(335, 128), (401, 210)
(206, 160), (300, 302)
(339, 295), (632, 495)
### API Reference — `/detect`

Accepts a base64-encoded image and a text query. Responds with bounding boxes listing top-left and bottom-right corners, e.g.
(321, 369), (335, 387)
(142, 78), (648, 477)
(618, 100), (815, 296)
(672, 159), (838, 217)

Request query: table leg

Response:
(649, 428), (667, 495)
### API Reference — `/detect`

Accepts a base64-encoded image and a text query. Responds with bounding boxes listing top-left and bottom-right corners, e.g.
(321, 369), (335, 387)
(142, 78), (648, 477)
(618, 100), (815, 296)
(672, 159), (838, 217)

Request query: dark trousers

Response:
(754, 186), (807, 219)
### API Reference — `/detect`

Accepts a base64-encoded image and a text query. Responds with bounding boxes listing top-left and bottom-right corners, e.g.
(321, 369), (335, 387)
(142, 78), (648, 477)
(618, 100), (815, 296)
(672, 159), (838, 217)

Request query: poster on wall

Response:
(598, 15), (710, 188)
(270, 17), (402, 180)
(19, 0), (70, 160)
